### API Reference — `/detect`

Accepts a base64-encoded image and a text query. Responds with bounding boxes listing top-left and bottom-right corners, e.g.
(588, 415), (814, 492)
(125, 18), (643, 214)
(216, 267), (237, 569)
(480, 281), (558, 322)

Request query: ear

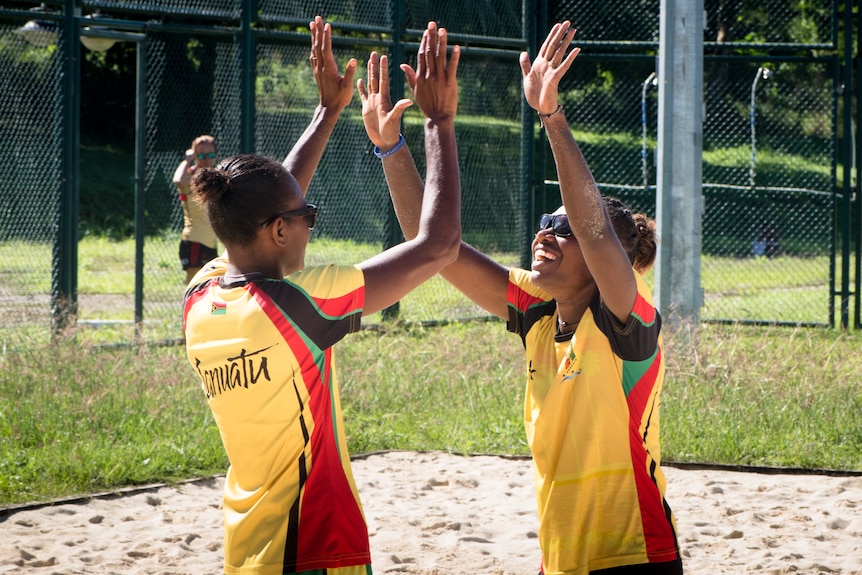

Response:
(264, 218), (288, 248)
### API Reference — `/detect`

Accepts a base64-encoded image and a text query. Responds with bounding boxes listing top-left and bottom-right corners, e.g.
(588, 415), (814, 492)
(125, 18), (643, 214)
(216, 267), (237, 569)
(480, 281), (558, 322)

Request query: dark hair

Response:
(192, 154), (294, 246)
(604, 196), (657, 274)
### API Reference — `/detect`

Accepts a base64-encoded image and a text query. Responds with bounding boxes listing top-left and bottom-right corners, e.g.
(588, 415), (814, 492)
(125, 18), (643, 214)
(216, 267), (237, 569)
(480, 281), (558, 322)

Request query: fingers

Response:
(518, 51), (531, 76)
(447, 44), (461, 82)
(538, 22), (560, 60)
(552, 26), (576, 66)
(359, 53), (399, 108)
(436, 26), (460, 81)
(425, 22), (438, 77)
(538, 21), (573, 63)
(342, 57), (358, 86)
(323, 20), (332, 55)
(416, 22), (459, 82)
(309, 16), (323, 65)
(416, 26), (428, 79)
(360, 52), (389, 95)
(379, 54), (390, 93)
(392, 98), (413, 114)
(368, 51), (379, 93)
(401, 64), (417, 93)
(556, 46), (580, 76)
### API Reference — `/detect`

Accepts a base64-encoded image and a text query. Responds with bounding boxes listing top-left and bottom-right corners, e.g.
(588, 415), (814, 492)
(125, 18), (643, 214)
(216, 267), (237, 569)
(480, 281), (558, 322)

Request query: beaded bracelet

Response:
(373, 134), (406, 159)
(538, 104), (564, 128)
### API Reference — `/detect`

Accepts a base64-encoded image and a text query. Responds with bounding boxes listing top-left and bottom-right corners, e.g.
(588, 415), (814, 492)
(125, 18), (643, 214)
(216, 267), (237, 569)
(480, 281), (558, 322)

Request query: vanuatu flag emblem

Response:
(211, 301), (227, 315)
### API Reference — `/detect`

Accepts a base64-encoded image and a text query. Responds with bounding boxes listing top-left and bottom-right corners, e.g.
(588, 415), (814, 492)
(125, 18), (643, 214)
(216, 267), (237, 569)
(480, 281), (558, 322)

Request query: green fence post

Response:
(839, 0), (853, 329)
(241, 0), (256, 153)
(134, 36), (147, 337)
(856, 0), (862, 329)
(53, 0), (80, 337)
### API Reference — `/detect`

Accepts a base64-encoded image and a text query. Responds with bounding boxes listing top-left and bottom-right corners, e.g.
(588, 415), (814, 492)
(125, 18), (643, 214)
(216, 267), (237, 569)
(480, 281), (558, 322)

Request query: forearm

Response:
(283, 104), (343, 195)
(381, 141), (425, 240)
(419, 118), (461, 244)
(543, 111), (607, 240)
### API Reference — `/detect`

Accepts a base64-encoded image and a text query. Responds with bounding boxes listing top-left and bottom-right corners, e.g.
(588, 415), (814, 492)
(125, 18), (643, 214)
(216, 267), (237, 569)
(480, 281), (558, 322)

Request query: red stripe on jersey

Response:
(507, 281), (546, 312)
(631, 291), (656, 325)
(626, 347), (678, 562)
(313, 284), (366, 318)
(182, 281), (213, 331)
(249, 283), (370, 571)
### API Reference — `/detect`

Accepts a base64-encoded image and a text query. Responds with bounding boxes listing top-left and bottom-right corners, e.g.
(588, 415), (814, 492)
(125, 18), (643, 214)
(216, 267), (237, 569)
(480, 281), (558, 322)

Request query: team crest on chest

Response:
(561, 343), (581, 381)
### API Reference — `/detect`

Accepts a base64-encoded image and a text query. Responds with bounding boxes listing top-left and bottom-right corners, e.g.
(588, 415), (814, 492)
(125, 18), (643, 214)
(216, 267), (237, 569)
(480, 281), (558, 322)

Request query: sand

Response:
(2, 451), (861, 574)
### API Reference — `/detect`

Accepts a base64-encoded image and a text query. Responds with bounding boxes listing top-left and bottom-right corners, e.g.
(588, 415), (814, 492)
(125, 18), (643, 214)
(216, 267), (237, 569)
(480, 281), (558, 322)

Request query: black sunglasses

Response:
(196, 152), (217, 160)
(261, 204), (318, 230)
(538, 213), (572, 237)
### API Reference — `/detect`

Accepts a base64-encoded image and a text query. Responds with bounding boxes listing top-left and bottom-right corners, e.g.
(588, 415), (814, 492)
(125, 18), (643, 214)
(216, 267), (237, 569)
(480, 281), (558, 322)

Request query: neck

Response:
(225, 248), (283, 281)
(557, 314), (578, 334)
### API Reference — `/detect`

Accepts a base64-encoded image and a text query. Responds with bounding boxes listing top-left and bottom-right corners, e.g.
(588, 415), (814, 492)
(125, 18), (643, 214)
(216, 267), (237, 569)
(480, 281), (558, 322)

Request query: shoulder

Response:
(507, 268), (552, 302)
(287, 264), (365, 295)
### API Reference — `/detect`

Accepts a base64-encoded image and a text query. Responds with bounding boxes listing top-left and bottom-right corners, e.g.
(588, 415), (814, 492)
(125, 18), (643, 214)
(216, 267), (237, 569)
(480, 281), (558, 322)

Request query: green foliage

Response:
(81, 40), (136, 149)
(79, 145), (137, 239)
(256, 50), (318, 113)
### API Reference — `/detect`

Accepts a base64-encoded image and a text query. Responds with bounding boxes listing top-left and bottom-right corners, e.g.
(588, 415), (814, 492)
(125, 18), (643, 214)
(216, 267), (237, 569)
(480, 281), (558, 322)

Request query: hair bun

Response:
(192, 168), (231, 203)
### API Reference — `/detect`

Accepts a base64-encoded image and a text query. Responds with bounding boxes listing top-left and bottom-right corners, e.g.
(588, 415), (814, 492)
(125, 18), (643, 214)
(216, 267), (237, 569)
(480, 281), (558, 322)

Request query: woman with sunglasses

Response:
(182, 18), (461, 575)
(173, 134), (219, 283)
(362, 20), (682, 575)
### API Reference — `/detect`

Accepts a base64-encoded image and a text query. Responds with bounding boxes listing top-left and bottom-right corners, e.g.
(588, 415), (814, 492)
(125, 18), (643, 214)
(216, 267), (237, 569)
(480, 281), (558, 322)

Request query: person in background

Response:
(174, 134), (219, 283)
(183, 18), (461, 575)
(360, 20), (683, 575)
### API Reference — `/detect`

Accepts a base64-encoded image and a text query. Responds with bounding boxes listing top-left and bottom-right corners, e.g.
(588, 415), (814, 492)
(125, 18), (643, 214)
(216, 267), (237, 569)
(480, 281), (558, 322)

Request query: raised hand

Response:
(519, 21), (580, 115)
(401, 22), (460, 124)
(309, 15), (357, 111)
(357, 51), (413, 150)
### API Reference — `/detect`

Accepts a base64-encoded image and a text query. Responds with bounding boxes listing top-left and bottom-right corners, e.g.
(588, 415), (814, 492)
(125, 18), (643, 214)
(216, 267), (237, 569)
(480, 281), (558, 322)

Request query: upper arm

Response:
(357, 236), (458, 316)
(440, 242), (510, 319)
(360, 240), (510, 320)
(283, 106), (342, 196)
(581, 228), (638, 323)
(173, 161), (190, 188)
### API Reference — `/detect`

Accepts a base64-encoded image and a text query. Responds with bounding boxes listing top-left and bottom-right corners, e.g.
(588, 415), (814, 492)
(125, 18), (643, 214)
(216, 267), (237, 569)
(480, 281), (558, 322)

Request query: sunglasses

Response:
(538, 213), (572, 237)
(196, 152), (217, 160)
(261, 204), (318, 230)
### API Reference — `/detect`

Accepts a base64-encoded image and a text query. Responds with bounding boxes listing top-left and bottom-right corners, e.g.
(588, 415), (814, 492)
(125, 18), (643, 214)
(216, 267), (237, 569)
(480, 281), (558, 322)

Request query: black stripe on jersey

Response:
(254, 279), (361, 351)
(283, 380), (312, 572)
(592, 298), (661, 362)
(649, 456), (681, 558)
(507, 299), (556, 347)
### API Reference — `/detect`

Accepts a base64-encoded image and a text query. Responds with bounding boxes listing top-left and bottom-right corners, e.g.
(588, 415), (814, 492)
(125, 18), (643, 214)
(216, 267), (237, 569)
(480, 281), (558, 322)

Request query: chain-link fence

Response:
(0, 0), (855, 349)
(551, 0), (846, 327)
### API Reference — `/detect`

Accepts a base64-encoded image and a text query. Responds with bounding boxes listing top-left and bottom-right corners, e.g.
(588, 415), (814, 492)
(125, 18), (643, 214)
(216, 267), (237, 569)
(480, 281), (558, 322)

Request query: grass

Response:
(1, 319), (861, 508)
(0, 235), (860, 507)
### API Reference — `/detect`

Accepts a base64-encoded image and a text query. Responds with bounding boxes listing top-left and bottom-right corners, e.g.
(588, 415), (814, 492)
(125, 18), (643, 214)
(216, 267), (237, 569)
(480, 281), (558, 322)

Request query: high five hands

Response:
(358, 21), (460, 149)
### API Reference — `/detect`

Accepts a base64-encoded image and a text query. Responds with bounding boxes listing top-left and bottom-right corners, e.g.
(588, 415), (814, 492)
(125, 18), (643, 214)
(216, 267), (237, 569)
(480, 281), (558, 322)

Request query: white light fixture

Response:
(81, 12), (116, 52)
(15, 4), (57, 47)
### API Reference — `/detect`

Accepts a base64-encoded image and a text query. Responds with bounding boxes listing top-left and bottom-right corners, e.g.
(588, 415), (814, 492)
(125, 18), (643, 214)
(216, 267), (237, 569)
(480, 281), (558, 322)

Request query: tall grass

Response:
(1, 319), (860, 507)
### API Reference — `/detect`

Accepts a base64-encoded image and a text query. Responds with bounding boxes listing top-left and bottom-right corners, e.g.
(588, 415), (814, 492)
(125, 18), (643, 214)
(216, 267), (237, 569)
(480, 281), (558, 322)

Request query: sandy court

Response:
(1, 451), (861, 574)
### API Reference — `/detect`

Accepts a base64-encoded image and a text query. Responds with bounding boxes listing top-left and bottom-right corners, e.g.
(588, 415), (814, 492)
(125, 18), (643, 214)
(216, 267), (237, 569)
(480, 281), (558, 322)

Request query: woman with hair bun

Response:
(363, 20), (682, 575)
